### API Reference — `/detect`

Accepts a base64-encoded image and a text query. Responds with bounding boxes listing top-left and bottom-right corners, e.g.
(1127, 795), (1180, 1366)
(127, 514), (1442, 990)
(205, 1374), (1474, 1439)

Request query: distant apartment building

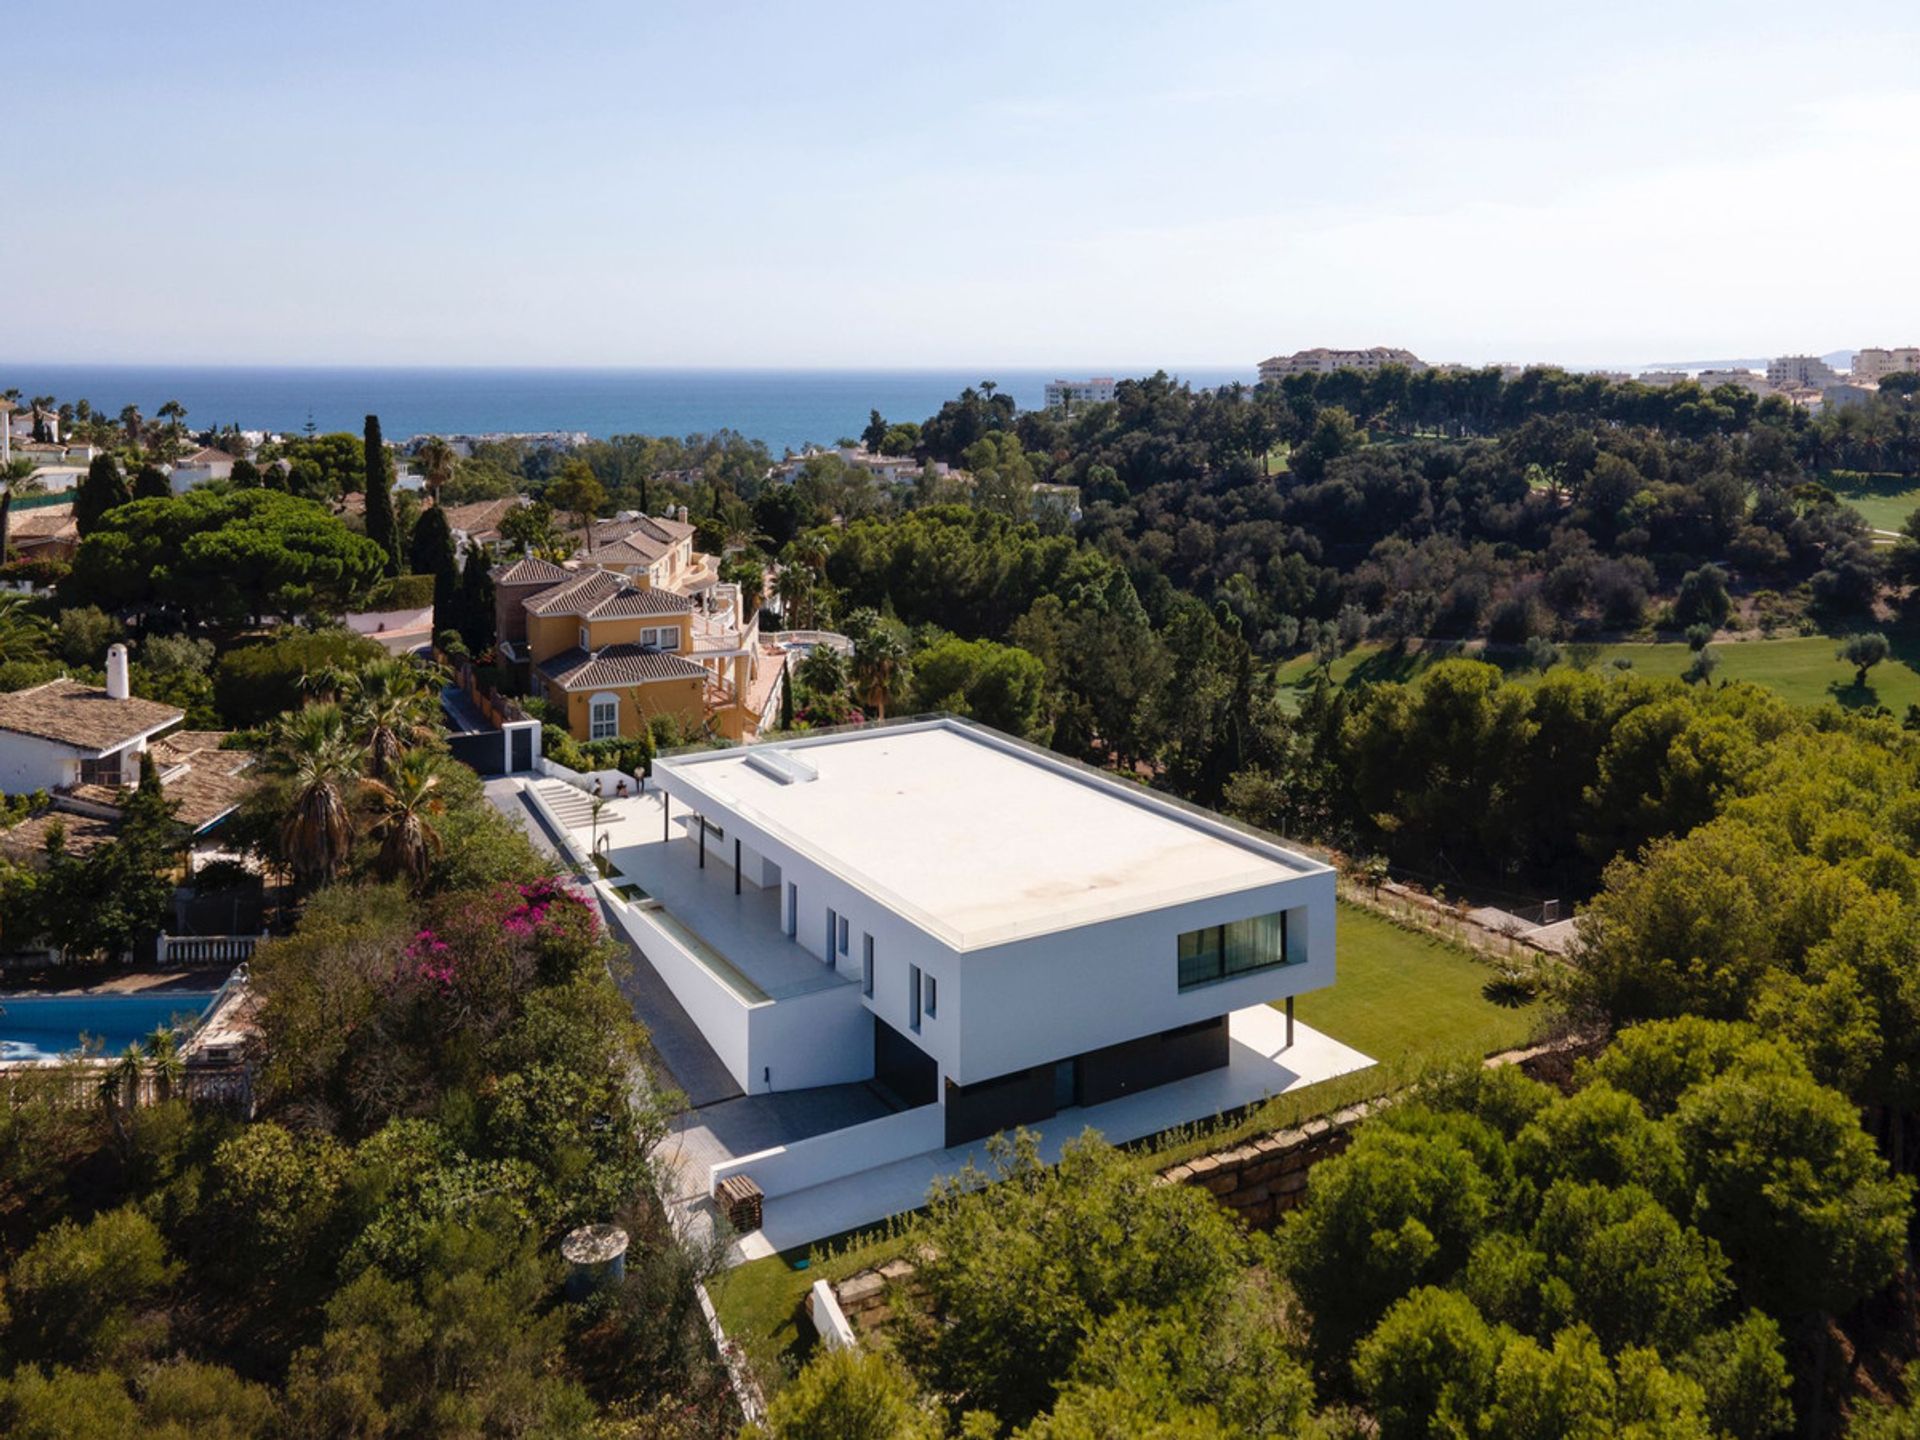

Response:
(1044, 377), (1117, 409)
(1854, 347), (1920, 384)
(1767, 354), (1840, 389)
(1257, 347), (1426, 383)
(1637, 371), (1689, 386)
(1696, 369), (1774, 396)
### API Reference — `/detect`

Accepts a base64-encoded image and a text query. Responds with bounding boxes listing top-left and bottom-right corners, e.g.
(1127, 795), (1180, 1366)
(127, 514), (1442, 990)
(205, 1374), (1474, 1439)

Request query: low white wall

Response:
(745, 981), (874, 1092)
(606, 897), (760, 1092)
(345, 606), (433, 637)
(809, 1279), (858, 1351)
(534, 755), (638, 795)
(710, 1101), (945, 1199)
(522, 782), (593, 868)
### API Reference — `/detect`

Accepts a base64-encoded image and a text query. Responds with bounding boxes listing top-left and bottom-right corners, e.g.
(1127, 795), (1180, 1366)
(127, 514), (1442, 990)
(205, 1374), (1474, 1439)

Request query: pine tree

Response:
(75, 454), (132, 535)
(411, 506), (460, 639)
(456, 550), (495, 656)
(133, 464), (172, 501)
(363, 414), (399, 576)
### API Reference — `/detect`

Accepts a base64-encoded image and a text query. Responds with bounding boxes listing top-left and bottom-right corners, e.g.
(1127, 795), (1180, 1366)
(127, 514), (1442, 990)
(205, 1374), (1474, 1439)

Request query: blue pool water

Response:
(0, 992), (217, 1063)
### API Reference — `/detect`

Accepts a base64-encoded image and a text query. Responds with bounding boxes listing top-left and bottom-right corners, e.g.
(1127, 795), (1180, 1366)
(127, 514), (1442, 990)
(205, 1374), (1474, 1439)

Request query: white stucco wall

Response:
(0, 732), (85, 793)
(653, 729), (1339, 1097)
(950, 867), (1335, 1086)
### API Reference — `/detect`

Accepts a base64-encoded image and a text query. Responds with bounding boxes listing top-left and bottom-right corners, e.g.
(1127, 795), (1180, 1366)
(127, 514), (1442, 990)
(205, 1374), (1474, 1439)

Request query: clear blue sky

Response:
(7, 0), (1917, 369)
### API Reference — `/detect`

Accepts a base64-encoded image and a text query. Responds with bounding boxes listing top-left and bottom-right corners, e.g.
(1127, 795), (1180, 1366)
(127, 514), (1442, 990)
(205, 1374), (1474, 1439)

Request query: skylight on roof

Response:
(744, 746), (817, 786)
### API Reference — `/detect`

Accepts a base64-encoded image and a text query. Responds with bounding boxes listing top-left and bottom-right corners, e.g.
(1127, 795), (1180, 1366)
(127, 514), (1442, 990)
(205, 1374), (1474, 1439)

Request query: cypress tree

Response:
(363, 414), (399, 576)
(456, 549), (495, 656)
(779, 658), (795, 730)
(411, 506), (460, 638)
(75, 454), (132, 535)
(133, 464), (172, 501)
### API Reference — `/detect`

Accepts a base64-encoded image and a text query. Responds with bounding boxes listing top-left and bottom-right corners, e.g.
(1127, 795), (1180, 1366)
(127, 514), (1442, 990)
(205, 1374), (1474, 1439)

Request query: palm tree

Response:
(774, 564), (815, 630)
(852, 625), (910, 720)
(416, 436), (457, 508)
(364, 749), (445, 891)
(295, 663), (354, 706)
(272, 704), (357, 889)
(0, 594), (51, 666)
(155, 400), (188, 461)
(350, 657), (436, 779)
(118, 404), (144, 449)
(143, 1026), (184, 1102)
(99, 1042), (146, 1149)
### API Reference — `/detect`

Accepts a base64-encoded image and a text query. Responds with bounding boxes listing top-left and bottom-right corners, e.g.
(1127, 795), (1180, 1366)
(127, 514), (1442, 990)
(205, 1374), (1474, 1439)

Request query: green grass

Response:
(1277, 635), (1920, 715)
(1292, 901), (1540, 1067)
(709, 1230), (904, 1397)
(1828, 470), (1920, 533)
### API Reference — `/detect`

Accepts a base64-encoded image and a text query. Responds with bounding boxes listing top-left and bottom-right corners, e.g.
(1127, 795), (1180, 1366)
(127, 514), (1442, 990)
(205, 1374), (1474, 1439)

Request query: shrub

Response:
(364, 573), (436, 611)
(212, 629), (385, 726)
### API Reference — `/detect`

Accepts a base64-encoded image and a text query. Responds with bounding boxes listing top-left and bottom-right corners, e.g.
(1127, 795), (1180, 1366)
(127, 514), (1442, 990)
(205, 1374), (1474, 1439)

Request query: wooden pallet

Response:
(715, 1173), (764, 1232)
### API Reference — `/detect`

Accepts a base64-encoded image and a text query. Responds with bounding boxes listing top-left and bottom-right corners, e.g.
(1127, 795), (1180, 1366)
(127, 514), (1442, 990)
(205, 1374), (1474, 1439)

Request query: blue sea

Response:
(0, 365), (1252, 453)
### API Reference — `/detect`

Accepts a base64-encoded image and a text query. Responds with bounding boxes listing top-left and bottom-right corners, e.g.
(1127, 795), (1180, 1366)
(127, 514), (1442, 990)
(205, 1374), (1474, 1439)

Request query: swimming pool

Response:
(0, 992), (218, 1063)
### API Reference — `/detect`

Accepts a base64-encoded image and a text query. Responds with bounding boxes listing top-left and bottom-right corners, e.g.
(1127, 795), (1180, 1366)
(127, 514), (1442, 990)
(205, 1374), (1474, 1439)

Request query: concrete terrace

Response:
(724, 1006), (1373, 1259)
(600, 791), (848, 1002)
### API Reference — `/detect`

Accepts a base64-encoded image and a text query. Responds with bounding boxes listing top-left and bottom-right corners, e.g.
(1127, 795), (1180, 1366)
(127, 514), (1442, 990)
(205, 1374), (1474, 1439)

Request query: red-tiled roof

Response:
(535, 646), (709, 691)
(492, 555), (572, 587)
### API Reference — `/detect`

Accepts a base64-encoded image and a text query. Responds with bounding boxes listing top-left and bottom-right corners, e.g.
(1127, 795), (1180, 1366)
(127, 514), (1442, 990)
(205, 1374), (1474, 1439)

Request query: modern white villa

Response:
(519, 716), (1362, 1250)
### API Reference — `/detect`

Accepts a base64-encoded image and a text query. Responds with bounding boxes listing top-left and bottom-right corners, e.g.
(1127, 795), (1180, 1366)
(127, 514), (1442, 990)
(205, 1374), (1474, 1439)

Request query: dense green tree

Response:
(754, 1347), (946, 1440)
(362, 414), (399, 576)
(908, 636), (1047, 738)
(133, 463), (172, 501)
(455, 546), (496, 655)
(67, 489), (387, 629)
(74, 453), (131, 535)
(409, 504), (460, 639)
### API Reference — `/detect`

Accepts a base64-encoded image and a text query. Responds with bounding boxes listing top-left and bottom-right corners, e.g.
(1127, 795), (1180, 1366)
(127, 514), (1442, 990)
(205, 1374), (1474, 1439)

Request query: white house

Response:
(168, 446), (239, 491)
(620, 719), (1335, 1149)
(0, 648), (184, 793)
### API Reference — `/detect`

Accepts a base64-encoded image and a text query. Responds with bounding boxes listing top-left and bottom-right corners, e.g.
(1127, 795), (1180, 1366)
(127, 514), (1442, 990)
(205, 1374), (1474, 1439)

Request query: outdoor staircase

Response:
(531, 779), (600, 834)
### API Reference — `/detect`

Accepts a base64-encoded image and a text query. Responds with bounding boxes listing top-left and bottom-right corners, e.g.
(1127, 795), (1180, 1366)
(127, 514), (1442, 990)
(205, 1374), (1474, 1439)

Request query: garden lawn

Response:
(710, 1230), (903, 1399)
(1828, 470), (1920, 533)
(1276, 635), (1920, 714)
(1288, 901), (1539, 1067)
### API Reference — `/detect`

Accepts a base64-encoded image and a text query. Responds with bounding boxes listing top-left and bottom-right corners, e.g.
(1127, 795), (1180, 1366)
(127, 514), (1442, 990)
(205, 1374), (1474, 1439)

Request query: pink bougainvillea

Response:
(499, 876), (599, 939)
(407, 927), (457, 989)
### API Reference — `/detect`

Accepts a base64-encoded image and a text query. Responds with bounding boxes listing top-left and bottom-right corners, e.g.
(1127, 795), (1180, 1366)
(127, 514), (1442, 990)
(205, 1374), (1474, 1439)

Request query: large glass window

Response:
(589, 696), (619, 740)
(1176, 911), (1291, 991)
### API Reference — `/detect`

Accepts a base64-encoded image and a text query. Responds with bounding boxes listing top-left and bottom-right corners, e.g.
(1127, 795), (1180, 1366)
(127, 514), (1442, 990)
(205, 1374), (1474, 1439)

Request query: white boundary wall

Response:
(710, 1101), (945, 1198)
(604, 899), (761, 1091)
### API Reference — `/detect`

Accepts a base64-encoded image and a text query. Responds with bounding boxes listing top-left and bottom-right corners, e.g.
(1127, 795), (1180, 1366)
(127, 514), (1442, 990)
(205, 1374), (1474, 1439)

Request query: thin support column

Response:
(662, 794), (670, 842)
(698, 816), (706, 869)
(734, 839), (742, 895)
(1285, 995), (1295, 1049)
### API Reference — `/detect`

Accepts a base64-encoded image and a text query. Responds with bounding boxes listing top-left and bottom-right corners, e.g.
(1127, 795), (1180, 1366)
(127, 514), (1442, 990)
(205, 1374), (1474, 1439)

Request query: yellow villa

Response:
(493, 529), (783, 745)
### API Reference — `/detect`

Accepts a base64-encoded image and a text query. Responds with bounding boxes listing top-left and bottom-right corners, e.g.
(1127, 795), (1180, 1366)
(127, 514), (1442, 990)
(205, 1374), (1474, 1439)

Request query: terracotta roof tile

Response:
(492, 555), (572, 587)
(535, 645), (709, 691)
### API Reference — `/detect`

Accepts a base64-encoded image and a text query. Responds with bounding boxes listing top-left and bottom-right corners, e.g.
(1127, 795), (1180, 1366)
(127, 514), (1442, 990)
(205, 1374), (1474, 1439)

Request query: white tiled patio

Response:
(721, 1007), (1373, 1261)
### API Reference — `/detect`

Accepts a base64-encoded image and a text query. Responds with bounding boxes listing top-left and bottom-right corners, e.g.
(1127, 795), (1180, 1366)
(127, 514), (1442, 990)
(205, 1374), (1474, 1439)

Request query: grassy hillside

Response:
(1277, 633), (1920, 714)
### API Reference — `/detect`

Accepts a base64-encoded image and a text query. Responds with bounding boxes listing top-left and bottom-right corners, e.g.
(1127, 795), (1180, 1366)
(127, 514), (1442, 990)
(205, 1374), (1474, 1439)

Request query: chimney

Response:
(106, 643), (130, 701)
(678, 504), (689, 524)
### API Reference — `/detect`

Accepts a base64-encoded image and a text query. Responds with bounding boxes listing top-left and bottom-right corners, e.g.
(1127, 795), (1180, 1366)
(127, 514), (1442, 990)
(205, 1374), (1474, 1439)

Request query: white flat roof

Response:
(656, 721), (1324, 948)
